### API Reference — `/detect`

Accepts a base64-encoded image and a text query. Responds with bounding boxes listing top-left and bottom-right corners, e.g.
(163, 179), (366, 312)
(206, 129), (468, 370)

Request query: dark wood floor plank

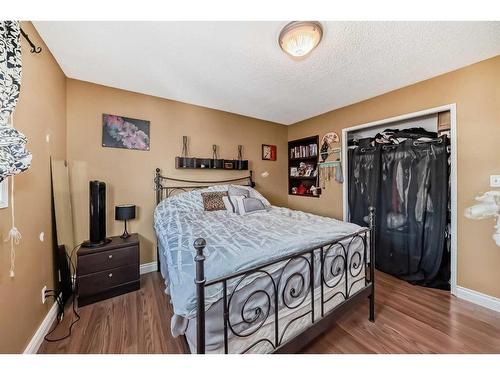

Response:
(38, 271), (500, 354)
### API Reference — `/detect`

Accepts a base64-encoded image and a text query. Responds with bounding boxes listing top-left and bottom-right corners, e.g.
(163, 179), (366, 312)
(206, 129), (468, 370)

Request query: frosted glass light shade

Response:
(279, 21), (323, 58)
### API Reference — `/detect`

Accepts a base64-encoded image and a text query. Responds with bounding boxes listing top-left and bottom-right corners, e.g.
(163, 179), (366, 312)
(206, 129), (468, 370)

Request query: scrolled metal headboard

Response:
(154, 168), (255, 205)
(153, 167), (255, 272)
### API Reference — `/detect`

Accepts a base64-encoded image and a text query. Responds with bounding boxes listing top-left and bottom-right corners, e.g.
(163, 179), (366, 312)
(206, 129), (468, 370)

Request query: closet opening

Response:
(341, 104), (457, 293)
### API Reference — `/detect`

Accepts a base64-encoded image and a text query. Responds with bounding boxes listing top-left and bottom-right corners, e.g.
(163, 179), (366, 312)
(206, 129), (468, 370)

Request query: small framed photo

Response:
(290, 167), (298, 177)
(305, 165), (315, 177)
(262, 144), (277, 161)
(297, 162), (307, 176)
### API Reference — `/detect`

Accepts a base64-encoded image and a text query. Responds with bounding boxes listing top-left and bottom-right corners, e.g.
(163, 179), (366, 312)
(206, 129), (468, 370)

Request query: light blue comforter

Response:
(154, 185), (363, 318)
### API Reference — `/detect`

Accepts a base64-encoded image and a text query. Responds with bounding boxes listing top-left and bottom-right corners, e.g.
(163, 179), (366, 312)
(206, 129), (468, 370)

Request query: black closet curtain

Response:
(349, 137), (449, 288)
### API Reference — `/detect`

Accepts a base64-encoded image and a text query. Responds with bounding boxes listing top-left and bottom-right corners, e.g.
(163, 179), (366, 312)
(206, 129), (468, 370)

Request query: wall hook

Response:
(20, 28), (42, 54)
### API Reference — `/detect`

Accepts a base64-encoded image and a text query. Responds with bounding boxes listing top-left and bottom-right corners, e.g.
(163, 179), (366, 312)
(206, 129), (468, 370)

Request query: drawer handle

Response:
(108, 273), (113, 278)
(108, 254), (113, 259)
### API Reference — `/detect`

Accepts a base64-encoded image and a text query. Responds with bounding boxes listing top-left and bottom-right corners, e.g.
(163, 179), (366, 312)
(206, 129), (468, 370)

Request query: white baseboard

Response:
(140, 261), (157, 275)
(23, 262), (156, 354)
(23, 298), (60, 354)
(455, 286), (500, 312)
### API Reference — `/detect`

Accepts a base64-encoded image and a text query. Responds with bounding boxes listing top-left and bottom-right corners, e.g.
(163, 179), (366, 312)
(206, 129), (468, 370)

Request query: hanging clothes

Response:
(348, 145), (380, 227)
(348, 130), (450, 290)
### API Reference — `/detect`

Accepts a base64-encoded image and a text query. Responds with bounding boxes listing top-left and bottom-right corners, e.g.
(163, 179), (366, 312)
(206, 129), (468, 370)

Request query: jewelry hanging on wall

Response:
(319, 131), (342, 189)
(320, 164), (334, 189)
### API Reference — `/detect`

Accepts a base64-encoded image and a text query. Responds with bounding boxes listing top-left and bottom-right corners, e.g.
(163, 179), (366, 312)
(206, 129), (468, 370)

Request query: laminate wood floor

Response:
(38, 271), (500, 354)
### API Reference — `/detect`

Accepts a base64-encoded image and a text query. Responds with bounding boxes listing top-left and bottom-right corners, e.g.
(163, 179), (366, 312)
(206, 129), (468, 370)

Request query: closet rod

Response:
(20, 27), (42, 54)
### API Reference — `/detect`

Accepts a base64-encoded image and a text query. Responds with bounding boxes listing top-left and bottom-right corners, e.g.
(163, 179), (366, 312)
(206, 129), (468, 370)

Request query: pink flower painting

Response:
(102, 114), (150, 151)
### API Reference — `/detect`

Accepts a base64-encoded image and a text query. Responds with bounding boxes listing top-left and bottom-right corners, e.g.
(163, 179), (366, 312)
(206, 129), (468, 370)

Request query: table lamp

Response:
(115, 204), (136, 239)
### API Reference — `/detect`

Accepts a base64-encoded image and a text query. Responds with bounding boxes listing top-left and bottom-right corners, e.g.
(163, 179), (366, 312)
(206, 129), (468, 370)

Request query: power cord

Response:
(44, 243), (82, 342)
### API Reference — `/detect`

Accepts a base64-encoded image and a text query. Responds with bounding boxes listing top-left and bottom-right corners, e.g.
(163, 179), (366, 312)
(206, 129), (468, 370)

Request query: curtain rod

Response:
(20, 27), (42, 54)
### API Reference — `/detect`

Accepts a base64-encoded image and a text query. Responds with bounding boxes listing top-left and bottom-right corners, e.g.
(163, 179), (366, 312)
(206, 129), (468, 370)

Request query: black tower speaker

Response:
(82, 180), (111, 248)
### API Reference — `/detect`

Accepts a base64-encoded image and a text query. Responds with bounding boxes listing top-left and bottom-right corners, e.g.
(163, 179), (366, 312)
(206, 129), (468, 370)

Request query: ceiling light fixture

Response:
(278, 21), (323, 59)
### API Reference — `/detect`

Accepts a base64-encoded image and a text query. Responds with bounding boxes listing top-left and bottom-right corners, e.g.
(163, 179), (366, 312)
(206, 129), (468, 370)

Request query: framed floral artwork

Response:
(102, 114), (150, 151)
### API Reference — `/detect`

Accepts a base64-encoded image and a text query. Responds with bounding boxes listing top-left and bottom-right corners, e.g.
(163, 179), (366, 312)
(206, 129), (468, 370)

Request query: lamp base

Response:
(120, 232), (131, 239)
(120, 220), (130, 239)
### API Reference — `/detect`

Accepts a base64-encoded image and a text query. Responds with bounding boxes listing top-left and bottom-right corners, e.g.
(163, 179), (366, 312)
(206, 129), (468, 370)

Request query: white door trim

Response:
(341, 104), (458, 295)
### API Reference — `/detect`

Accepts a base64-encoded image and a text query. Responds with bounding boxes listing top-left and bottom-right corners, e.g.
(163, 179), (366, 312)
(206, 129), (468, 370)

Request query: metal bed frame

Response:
(154, 168), (375, 354)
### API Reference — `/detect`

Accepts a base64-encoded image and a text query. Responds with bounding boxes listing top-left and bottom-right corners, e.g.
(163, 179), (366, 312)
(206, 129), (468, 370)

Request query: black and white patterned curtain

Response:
(0, 21), (31, 182)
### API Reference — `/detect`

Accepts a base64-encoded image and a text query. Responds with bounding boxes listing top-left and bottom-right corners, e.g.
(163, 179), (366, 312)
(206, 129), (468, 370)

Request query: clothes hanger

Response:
(413, 138), (444, 146)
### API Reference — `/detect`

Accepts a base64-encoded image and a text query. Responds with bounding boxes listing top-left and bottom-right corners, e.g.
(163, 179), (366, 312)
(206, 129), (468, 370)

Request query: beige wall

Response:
(288, 55), (500, 298)
(66, 80), (288, 264)
(0, 22), (67, 353)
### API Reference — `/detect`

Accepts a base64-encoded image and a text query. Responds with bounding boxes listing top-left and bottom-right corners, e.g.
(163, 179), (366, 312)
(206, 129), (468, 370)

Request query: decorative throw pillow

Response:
(228, 185), (250, 198)
(222, 196), (236, 213)
(232, 196), (267, 215)
(201, 191), (228, 211)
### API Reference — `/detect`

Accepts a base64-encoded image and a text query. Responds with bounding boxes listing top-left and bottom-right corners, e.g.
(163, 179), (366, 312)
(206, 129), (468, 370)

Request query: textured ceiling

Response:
(34, 21), (500, 125)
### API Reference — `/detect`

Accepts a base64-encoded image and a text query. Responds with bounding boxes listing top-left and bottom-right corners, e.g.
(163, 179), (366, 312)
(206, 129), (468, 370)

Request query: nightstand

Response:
(77, 233), (140, 307)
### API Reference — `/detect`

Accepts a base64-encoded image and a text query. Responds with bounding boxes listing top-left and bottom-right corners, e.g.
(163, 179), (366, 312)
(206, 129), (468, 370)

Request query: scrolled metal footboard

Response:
(194, 207), (376, 354)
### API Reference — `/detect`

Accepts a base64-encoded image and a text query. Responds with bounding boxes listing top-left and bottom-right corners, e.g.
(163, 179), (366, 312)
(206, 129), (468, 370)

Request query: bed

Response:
(153, 168), (375, 354)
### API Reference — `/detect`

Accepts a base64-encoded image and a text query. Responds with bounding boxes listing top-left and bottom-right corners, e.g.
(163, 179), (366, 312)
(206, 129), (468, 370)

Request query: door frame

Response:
(341, 104), (458, 295)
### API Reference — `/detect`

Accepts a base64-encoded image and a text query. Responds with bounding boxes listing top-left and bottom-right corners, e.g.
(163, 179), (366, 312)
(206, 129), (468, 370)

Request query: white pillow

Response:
(222, 196), (236, 213)
(228, 185), (250, 198)
(228, 184), (271, 207)
(232, 196), (267, 215)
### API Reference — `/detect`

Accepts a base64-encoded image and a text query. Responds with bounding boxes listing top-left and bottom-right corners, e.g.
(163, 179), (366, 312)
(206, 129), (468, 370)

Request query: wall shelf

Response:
(319, 161), (341, 167)
(288, 135), (320, 196)
(175, 157), (248, 170)
(290, 192), (320, 198)
(290, 156), (318, 161)
(290, 176), (317, 180)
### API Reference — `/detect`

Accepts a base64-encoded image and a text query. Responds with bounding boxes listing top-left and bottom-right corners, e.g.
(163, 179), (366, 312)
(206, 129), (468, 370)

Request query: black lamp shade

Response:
(115, 204), (136, 221)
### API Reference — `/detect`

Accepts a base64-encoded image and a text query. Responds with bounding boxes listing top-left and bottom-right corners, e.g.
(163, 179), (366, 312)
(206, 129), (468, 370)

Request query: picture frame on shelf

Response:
(297, 162), (307, 176)
(290, 167), (298, 177)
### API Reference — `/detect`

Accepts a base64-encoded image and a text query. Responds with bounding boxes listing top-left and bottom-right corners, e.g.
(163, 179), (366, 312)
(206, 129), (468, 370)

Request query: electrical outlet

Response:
(41, 285), (47, 304)
(490, 175), (500, 188)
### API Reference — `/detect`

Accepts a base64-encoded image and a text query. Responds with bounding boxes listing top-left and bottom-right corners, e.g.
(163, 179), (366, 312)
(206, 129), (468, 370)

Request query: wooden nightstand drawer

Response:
(76, 234), (140, 306)
(78, 264), (139, 297)
(78, 245), (139, 275)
